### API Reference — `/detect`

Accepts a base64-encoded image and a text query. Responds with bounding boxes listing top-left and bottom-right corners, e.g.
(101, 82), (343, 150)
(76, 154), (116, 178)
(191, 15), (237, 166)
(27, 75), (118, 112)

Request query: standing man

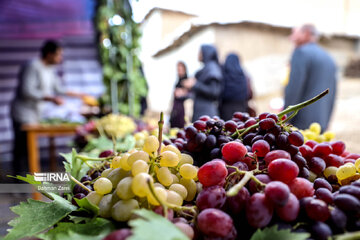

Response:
(284, 24), (337, 131)
(11, 40), (85, 175)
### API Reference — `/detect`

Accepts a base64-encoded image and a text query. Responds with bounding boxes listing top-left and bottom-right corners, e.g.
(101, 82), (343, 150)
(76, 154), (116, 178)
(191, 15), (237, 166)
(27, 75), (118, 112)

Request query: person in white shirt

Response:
(11, 40), (85, 175)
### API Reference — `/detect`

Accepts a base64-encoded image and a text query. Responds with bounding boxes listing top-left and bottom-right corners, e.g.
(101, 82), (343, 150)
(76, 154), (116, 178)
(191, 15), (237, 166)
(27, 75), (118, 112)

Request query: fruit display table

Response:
(22, 124), (78, 174)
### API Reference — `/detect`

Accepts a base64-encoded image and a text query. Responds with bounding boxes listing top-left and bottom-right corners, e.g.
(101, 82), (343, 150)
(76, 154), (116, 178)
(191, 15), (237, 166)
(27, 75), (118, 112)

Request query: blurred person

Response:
(170, 61), (189, 128)
(183, 44), (222, 121)
(284, 24), (337, 131)
(220, 53), (249, 120)
(11, 40), (86, 175)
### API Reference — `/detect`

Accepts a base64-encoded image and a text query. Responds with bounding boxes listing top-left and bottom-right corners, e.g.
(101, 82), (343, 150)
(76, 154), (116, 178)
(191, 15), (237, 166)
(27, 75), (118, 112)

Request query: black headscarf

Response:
(222, 53), (248, 102)
(195, 44), (222, 84)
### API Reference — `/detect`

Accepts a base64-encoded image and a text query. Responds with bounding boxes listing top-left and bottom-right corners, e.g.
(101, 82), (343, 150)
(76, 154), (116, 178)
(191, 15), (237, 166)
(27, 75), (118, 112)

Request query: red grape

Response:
(305, 140), (318, 148)
(248, 174), (272, 193)
(252, 140), (270, 157)
(153, 206), (174, 221)
(314, 178), (332, 192)
(185, 126), (197, 139)
(331, 141), (346, 155)
(244, 118), (257, 128)
(299, 145), (313, 160)
(345, 153), (360, 160)
(309, 157), (326, 175)
(264, 181), (290, 206)
(264, 150), (291, 166)
(288, 131), (304, 146)
(313, 143), (333, 158)
(325, 154), (344, 167)
(334, 193), (360, 215)
(99, 150), (113, 158)
(305, 199), (330, 222)
(222, 141), (247, 164)
(276, 193), (299, 222)
(225, 187), (250, 215)
(197, 208), (233, 238)
(315, 188), (333, 204)
(199, 115), (211, 121)
(266, 113), (279, 122)
(246, 193), (274, 228)
(259, 112), (269, 120)
(198, 160), (228, 187)
(224, 120), (237, 133)
(259, 118), (276, 130)
(103, 229), (132, 240)
(196, 186), (226, 211)
(268, 159), (299, 184)
(292, 154), (307, 168)
(193, 120), (207, 131)
(288, 177), (314, 199)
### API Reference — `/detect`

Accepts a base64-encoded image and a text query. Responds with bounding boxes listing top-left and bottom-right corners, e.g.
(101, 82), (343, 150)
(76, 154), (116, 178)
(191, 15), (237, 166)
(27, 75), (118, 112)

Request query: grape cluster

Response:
(73, 135), (198, 238)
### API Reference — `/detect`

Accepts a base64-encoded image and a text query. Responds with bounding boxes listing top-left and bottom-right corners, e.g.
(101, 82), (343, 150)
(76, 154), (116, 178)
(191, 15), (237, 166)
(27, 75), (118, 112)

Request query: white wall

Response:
(141, 27), (216, 115)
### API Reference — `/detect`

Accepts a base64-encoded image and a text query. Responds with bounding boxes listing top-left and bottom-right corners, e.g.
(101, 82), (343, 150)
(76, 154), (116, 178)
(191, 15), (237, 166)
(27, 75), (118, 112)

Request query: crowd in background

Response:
(170, 24), (337, 133)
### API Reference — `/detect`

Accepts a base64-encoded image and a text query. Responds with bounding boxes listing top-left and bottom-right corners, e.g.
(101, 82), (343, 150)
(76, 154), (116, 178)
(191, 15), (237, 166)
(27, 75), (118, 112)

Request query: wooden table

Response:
(22, 124), (78, 199)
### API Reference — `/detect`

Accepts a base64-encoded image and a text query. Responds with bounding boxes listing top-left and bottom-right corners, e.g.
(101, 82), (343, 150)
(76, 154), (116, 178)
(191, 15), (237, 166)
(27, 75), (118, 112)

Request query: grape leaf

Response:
(74, 196), (99, 216)
(4, 193), (77, 240)
(61, 149), (89, 187)
(128, 209), (189, 240)
(250, 225), (310, 240)
(38, 217), (114, 240)
(68, 215), (91, 224)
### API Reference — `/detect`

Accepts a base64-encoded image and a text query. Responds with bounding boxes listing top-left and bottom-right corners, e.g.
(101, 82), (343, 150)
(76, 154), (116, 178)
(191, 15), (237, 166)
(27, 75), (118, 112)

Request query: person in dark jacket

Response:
(183, 44), (223, 121)
(170, 61), (189, 128)
(220, 53), (248, 120)
(284, 24), (337, 131)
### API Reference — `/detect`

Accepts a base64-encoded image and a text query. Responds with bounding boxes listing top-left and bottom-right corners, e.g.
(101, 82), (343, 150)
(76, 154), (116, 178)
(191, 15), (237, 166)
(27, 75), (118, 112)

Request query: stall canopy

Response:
(0, 0), (103, 159)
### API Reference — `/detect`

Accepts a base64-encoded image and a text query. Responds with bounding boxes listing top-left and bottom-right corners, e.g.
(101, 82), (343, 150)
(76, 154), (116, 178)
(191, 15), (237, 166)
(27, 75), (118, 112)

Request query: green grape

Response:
(107, 168), (130, 187)
(111, 199), (139, 222)
(324, 166), (338, 178)
(116, 177), (135, 200)
(111, 156), (121, 169)
(310, 122), (321, 135)
(179, 153), (194, 166)
(336, 163), (357, 180)
(131, 173), (153, 197)
(179, 163), (198, 180)
(180, 178), (197, 201)
(162, 145), (181, 160)
(157, 167), (173, 186)
(169, 183), (188, 200)
(132, 159), (149, 176)
(355, 158), (360, 172)
(94, 177), (113, 195)
(154, 182), (165, 189)
(171, 174), (179, 184)
(147, 186), (168, 206)
(160, 151), (179, 167)
(127, 151), (149, 167)
(119, 153), (131, 171)
(86, 191), (103, 205)
(143, 135), (159, 155)
(101, 168), (113, 178)
(98, 194), (113, 218)
(166, 190), (183, 206)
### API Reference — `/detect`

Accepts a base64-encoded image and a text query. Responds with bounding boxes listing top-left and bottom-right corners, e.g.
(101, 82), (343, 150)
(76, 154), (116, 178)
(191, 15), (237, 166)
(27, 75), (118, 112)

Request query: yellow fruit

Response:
(119, 153), (131, 171)
(179, 164), (198, 179)
(323, 131), (335, 141)
(169, 184), (188, 200)
(82, 95), (99, 106)
(355, 158), (360, 172)
(111, 156), (122, 169)
(131, 160), (149, 176)
(157, 167), (173, 186)
(324, 166), (338, 178)
(309, 122), (321, 135)
(127, 151), (149, 167)
(160, 151), (179, 167)
(336, 163), (357, 180)
(166, 190), (183, 206)
(179, 154), (194, 166)
(94, 177), (113, 195)
(131, 173), (153, 197)
(143, 135), (160, 155)
(162, 145), (182, 160)
(147, 187), (168, 206)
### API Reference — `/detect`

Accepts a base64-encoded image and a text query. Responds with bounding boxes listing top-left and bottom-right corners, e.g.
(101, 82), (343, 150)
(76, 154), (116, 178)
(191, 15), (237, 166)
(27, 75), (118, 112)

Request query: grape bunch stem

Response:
(232, 89), (329, 139)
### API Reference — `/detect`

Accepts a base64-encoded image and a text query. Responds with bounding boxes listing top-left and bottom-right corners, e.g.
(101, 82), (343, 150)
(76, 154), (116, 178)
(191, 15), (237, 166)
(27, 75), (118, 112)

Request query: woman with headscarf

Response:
(183, 44), (223, 121)
(170, 61), (188, 128)
(220, 53), (248, 120)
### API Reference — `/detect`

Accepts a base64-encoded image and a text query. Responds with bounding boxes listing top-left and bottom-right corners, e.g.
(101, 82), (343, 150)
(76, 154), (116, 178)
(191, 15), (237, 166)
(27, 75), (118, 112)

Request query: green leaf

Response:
(38, 217), (114, 240)
(250, 225), (310, 240)
(128, 209), (189, 240)
(4, 193), (77, 240)
(118, 135), (135, 152)
(68, 215), (91, 224)
(74, 197), (99, 216)
(61, 149), (89, 186)
(335, 231), (360, 240)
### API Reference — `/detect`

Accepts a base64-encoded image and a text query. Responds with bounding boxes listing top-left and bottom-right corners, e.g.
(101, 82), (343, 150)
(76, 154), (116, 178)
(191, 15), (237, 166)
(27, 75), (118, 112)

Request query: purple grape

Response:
(196, 186), (226, 211)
